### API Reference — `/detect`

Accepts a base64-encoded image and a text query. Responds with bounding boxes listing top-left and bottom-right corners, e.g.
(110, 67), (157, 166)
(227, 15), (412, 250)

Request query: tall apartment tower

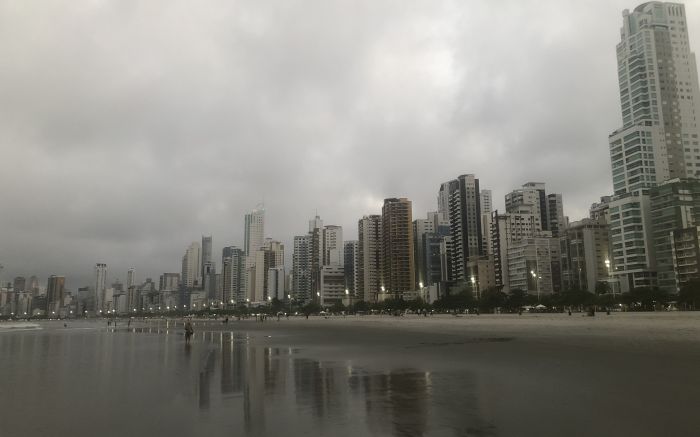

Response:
(344, 240), (359, 296)
(444, 175), (483, 282)
(95, 263), (107, 312)
(181, 242), (202, 289)
(480, 190), (494, 254)
(322, 225), (344, 266)
(413, 214), (435, 288)
(201, 235), (213, 281)
(126, 268), (136, 290)
(357, 215), (382, 303)
(546, 194), (566, 237)
(381, 198), (415, 297)
(610, 2), (700, 195)
(244, 208), (265, 257)
(607, 2), (700, 290)
(222, 246), (245, 304)
(292, 235), (312, 303)
(46, 275), (65, 315)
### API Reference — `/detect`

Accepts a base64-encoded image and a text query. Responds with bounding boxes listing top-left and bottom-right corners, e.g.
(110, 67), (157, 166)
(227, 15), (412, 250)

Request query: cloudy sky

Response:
(2, 0), (699, 288)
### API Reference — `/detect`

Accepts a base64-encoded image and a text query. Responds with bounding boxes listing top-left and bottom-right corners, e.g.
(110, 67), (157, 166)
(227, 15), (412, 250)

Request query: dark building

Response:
(382, 198), (415, 297)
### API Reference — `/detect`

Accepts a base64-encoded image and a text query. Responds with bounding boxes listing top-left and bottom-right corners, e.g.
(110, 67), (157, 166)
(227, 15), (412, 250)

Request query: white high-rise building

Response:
(357, 215), (382, 303)
(267, 266), (286, 301)
(181, 242), (202, 288)
(610, 2), (700, 195)
(244, 208), (265, 257)
(607, 2), (700, 290)
(322, 225), (343, 266)
(490, 211), (543, 293)
(95, 263), (107, 313)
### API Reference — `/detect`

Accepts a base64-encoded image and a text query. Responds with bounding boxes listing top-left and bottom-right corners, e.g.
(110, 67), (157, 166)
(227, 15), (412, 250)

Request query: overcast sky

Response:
(2, 0), (699, 288)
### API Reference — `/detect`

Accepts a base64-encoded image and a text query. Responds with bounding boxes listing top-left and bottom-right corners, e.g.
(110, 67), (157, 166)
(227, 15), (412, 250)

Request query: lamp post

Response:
(530, 270), (541, 302)
(470, 275), (478, 300)
(604, 258), (615, 298)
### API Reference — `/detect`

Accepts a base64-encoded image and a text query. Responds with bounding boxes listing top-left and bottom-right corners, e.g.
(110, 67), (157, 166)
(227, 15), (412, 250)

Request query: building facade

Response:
(382, 198), (415, 298)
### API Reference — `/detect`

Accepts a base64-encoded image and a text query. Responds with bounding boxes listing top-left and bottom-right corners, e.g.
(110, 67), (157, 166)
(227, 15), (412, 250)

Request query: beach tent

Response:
(535, 304), (547, 310)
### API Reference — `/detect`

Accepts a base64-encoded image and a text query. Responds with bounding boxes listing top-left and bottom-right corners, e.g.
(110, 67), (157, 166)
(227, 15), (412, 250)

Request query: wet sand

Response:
(1, 312), (699, 436)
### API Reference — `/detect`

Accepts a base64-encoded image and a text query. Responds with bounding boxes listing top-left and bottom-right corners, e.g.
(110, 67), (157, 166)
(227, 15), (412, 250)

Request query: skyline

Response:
(2, 0), (700, 287)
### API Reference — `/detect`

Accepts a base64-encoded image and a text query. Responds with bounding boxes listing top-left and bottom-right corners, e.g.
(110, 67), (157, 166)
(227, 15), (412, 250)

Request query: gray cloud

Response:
(2, 0), (699, 288)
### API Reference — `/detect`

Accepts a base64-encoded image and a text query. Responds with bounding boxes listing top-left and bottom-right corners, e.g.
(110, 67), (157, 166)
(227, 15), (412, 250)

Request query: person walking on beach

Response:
(185, 319), (194, 344)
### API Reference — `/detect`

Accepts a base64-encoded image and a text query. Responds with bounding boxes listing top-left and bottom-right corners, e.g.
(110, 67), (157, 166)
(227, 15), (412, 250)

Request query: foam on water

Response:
(0, 322), (42, 331)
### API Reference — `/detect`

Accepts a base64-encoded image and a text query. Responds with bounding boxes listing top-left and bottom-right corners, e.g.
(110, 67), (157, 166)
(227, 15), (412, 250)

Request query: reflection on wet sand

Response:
(0, 324), (492, 437)
(196, 331), (491, 436)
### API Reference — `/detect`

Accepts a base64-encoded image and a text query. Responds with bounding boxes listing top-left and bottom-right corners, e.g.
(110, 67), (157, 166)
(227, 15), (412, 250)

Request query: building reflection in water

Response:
(193, 330), (489, 436)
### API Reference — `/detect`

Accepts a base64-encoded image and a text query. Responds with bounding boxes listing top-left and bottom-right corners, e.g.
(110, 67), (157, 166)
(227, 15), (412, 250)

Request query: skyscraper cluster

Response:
(2, 2), (700, 318)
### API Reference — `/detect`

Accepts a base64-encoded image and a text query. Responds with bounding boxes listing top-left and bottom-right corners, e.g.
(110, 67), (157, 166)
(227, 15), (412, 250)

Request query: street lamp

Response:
(530, 270), (541, 301)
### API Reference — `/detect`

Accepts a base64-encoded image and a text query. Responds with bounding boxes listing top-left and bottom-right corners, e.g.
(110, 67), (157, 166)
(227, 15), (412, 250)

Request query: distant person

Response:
(63, 323), (67, 328)
(185, 319), (194, 344)
(568, 309), (572, 316)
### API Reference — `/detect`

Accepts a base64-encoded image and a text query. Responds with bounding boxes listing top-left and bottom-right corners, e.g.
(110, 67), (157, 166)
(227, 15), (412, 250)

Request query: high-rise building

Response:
(95, 263), (107, 312)
(413, 211), (450, 288)
(480, 190), (493, 254)
(650, 178), (700, 291)
(381, 198), (415, 298)
(546, 193), (567, 237)
(490, 210), (542, 292)
(357, 215), (382, 303)
(413, 215), (435, 288)
(606, 3), (700, 292)
(506, 182), (547, 224)
(46, 275), (65, 315)
(590, 196), (613, 225)
(201, 235), (213, 282)
(126, 268), (136, 290)
(13, 276), (26, 293)
(159, 273), (180, 292)
(28, 276), (39, 295)
(442, 175), (483, 282)
(203, 261), (217, 299)
(292, 235), (313, 303)
(670, 226), (700, 289)
(610, 2), (700, 196)
(608, 191), (657, 290)
(343, 240), (359, 296)
(244, 208), (265, 257)
(222, 247), (245, 304)
(251, 240), (285, 302)
(319, 265), (345, 306)
(181, 242), (202, 289)
(322, 225), (343, 266)
(560, 218), (611, 293)
(267, 266), (286, 301)
(507, 235), (560, 297)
